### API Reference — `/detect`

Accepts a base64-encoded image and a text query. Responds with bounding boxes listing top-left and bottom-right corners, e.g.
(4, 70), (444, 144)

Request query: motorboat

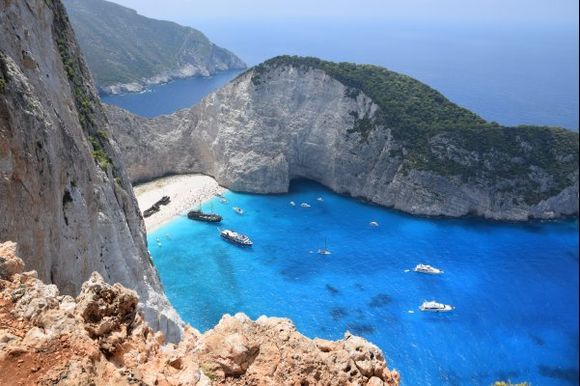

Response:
(369, 221), (379, 227)
(220, 229), (253, 247)
(419, 301), (454, 312)
(300, 202), (311, 208)
(413, 264), (443, 275)
(187, 210), (222, 223)
(317, 197), (324, 202)
(290, 201), (296, 207)
(233, 206), (244, 215)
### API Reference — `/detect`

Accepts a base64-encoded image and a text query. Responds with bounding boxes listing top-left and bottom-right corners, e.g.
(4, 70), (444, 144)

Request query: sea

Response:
(148, 181), (579, 385)
(103, 19), (579, 130)
(104, 19), (579, 385)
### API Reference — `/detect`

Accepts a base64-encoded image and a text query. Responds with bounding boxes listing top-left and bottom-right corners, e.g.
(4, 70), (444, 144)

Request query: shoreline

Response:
(98, 68), (247, 96)
(133, 174), (226, 233)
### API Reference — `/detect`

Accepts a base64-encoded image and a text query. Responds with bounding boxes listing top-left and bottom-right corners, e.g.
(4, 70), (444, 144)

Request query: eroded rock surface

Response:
(0, 242), (400, 386)
(107, 60), (579, 221)
(0, 0), (181, 341)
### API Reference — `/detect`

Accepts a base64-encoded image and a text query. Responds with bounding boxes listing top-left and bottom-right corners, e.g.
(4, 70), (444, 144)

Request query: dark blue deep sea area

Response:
(100, 69), (243, 117)
(148, 180), (579, 386)
(104, 20), (579, 130)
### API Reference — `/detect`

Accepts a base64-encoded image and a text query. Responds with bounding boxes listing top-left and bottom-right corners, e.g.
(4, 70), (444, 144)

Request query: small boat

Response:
(290, 201), (296, 207)
(187, 210), (222, 223)
(300, 202), (311, 208)
(317, 197), (324, 202)
(413, 264), (443, 275)
(419, 301), (454, 312)
(219, 198), (228, 204)
(369, 221), (379, 227)
(220, 229), (253, 247)
(317, 238), (331, 255)
(233, 206), (244, 215)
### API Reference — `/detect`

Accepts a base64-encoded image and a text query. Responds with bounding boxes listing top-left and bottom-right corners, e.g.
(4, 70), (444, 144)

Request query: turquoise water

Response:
(149, 180), (579, 385)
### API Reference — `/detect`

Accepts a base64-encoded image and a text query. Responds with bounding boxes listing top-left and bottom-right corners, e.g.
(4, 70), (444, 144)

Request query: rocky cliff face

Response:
(0, 241), (400, 385)
(107, 60), (579, 221)
(63, 0), (246, 95)
(0, 0), (181, 341)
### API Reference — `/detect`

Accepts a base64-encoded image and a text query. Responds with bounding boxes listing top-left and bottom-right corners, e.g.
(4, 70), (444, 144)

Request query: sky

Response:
(108, 0), (579, 27)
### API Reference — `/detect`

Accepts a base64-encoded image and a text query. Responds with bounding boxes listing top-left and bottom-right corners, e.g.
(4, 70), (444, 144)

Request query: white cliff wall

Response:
(0, 0), (181, 341)
(108, 65), (579, 221)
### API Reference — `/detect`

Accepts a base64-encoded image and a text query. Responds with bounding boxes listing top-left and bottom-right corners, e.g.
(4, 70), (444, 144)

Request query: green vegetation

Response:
(62, 0), (244, 89)
(252, 56), (579, 204)
(0, 77), (5, 93)
(200, 363), (218, 381)
(89, 135), (112, 171)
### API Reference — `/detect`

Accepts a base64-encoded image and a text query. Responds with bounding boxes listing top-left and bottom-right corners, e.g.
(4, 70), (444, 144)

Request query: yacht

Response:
(419, 301), (454, 312)
(300, 202), (311, 208)
(220, 229), (253, 247)
(233, 206), (244, 215)
(317, 238), (332, 255)
(187, 210), (222, 223)
(413, 264), (443, 274)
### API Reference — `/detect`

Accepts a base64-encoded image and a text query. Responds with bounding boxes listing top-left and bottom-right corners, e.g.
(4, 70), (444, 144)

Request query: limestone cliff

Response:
(107, 56), (579, 221)
(0, 241), (400, 385)
(0, 0), (181, 341)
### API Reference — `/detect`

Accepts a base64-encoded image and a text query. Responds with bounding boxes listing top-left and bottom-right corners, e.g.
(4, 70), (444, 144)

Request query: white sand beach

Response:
(134, 174), (226, 232)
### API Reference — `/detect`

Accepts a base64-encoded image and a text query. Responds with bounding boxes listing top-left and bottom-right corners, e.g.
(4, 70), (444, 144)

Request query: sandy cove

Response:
(133, 174), (226, 232)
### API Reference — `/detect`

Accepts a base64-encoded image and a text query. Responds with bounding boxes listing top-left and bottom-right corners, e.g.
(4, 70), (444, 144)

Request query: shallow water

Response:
(149, 180), (579, 385)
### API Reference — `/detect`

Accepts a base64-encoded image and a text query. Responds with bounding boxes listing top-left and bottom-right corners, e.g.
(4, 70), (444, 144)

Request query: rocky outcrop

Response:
(107, 59), (579, 221)
(0, 0), (181, 341)
(63, 0), (246, 95)
(0, 241), (400, 385)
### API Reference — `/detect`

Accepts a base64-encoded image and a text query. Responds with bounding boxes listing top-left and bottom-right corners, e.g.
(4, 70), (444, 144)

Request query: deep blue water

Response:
(101, 69), (243, 117)
(149, 180), (579, 386)
(105, 20), (579, 130)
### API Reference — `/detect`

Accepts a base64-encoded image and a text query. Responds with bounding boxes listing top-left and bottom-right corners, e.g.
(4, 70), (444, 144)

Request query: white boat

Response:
(369, 221), (379, 227)
(220, 229), (253, 247)
(300, 202), (311, 208)
(419, 301), (454, 312)
(317, 238), (331, 255)
(317, 197), (324, 202)
(233, 206), (244, 215)
(413, 264), (443, 274)
(290, 201), (296, 207)
(219, 198), (228, 204)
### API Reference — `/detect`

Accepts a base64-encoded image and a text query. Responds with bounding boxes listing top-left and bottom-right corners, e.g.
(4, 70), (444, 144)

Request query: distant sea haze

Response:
(104, 19), (579, 131)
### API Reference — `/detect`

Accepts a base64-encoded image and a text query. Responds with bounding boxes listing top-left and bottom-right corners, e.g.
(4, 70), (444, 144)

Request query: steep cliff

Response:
(0, 241), (400, 385)
(107, 56), (579, 221)
(63, 0), (246, 95)
(0, 0), (181, 341)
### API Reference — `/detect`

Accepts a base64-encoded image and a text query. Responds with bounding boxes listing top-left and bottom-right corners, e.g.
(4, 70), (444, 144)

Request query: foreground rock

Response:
(0, 0), (181, 340)
(107, 57), (579, 221)
(0, 241), (400, 385)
